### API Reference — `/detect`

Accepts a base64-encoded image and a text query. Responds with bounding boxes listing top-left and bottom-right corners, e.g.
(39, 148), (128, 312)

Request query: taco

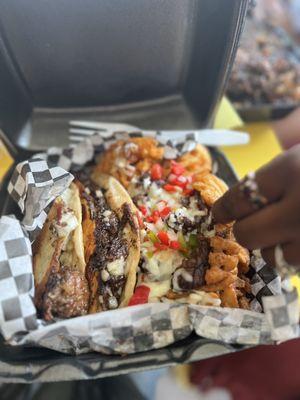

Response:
(33, 182), (88, 320)
(33, 172), (140, 320)
(94, 138), (251, 309)
(77, 171), (140, 313)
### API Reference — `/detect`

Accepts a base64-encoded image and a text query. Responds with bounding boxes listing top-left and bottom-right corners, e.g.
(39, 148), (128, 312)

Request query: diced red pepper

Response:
(157, 231), (170, 245)
(171, 161), (185, 176)
(152, 210), (160, 223)
(150, 163), (163, 180)
(154, 242), (169, 251)
(160, 206), (171, 218)
(175, 179), (187, 189)
(163, 184), (177, 193)
(136, 212), (144, 228)
(139, 205), (147, 216)
(146, 210), (160, 223)
(168, 174), (187, 189)
(170, 240), (180, 250)
(128, 285), (150, 306)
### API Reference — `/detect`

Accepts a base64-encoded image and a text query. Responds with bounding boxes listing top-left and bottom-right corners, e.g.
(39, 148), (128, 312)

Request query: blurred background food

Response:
(227, 0), (300, 119)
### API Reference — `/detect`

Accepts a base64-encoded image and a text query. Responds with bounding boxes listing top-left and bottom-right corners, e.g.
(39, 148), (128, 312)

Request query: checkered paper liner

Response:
(0, 125), (299, 355)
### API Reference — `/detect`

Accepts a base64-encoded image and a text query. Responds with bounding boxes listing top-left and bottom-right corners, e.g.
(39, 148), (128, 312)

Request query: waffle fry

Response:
(193, 173), (228, 207)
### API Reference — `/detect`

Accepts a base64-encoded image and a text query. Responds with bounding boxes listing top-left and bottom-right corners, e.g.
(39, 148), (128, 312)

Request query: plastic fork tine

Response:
(69, 128), (99, 136)
(69, 135), (85, 142)
(69, 120), (138, 131)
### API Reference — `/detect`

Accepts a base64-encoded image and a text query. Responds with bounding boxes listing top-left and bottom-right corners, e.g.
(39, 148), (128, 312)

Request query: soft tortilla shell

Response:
(91, 172), (140, 307)
(33, 183), (85, 309)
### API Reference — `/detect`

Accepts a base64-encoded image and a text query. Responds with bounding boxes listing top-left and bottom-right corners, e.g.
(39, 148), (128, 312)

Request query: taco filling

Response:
(75, 177), (128, 312)
(95, 138), (251, 309)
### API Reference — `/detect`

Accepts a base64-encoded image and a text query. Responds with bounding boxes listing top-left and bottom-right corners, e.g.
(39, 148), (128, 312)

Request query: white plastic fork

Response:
(69, 120), (250, 146)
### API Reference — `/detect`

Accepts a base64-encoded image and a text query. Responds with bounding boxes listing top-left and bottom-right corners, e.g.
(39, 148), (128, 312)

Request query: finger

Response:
(261, 242), (300, 269)
(212, 148), (299, 224)
(232, 200), (295, 250)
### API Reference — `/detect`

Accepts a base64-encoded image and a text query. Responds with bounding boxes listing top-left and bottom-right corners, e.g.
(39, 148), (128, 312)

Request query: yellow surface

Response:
(0, 139), (13, 182)
(291, 276), (300, 298)
(214, 97), (243, 130)
(214, 98), (282, 178)
(221, 123), (282, 178)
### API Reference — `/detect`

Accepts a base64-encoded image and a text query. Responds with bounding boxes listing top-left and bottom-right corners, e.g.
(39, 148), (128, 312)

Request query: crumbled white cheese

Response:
(149, 183), (162, 199)
(54, 210), (78, 238)
(143, 176), (151, 190)
(103, 209), (112, 223)
(162, 291), (221, 307)
(106, 257), (125, 276)
(188, 291), (221, 306)
(95, 190), (103, 198)
(101, 269), (110, 282)
(143, 280), (171, 299)
(108, 296), (118, 309)
(143, 250), (184, 281)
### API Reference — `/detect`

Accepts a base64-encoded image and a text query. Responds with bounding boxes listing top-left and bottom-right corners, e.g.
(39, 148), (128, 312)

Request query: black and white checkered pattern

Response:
(7, 157), (73, 236)
(263, 282), (300, 341)
(0, 216), (37, 339)
(249, 250), (282, 312)
(1, 126), (299, 354)
(190, 305), (273, 345)
(16, 303), (192, 355)
(34, 139), (94, 171)
(74, 130), (198, 160)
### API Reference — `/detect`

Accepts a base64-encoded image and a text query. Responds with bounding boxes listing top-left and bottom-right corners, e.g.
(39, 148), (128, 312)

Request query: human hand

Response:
(212, 145), (300, 271)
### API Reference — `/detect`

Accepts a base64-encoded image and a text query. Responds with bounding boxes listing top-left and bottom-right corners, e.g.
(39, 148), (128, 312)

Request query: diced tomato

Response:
(175, 179), (187, 189)
(146, 210), (160, 223)
(128, 285), (150, 306)
(160, 206), (171, 218)
(169, 240), (180, 250)
(171, 161), (185, 176)
(136, 212), (144, 228)
(168, 173), (177, 184)
(150, 163), (163, 180)
(152, 210), (160, 223)
(157, 231), (170, 245)
(168, 174), (187, 189)
(163, 184), (177, 192)
(139, 205), (147, 216)
(154, 242), (169, 251)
